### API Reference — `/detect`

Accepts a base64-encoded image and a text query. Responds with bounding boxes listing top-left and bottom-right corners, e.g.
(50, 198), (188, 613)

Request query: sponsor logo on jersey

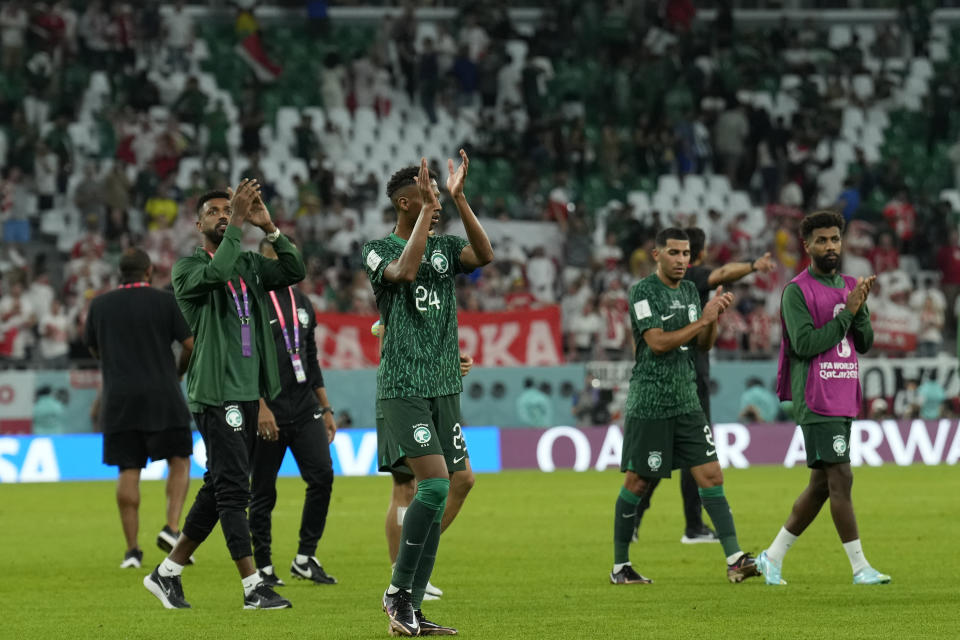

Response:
(833, 435), (848, 455)
(647, 450), (662, 471)
(225, 405), (243, 431)
(430, 251), (449, 274)
(413, 424), (432, 446)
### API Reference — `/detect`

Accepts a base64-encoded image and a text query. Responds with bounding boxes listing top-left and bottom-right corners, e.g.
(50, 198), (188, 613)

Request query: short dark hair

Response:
(686, 227), (706, 258)
(800, 210), (845, 240)
(385, 166), (438, 200)
(655, 227), (690, 248)
(119, 248), (151, 283)
(196, 190), (230, 218)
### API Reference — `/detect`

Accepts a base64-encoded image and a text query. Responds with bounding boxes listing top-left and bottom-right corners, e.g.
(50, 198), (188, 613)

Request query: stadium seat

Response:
(910, 57), (933, 81)
(627, 190), (651, 217)
(851, 75), (874, 101)
(677, 192), (703, 216)
(705, 174), (731, 197)
(684, 174), (706, 197)
(176, 157), (203, 190)
(772, 91), (798, 120)
(828, 24), (852, 49)
(702, 190), (727, 214)
(728, 191), (751, 215)
(854, 25), (876, 48)
(940, 189), (960, 212)
(652, 191), (677, 215)
(657, 174), (681, 197)
(780, 74), (801, 92)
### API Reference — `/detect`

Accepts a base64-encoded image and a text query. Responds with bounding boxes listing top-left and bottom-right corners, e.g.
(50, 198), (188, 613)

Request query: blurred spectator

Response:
(144, 182), (178, 231)
(172, 77), (208, 129)
(526, 246), (557, 304)
(34, 140), (59, 212)
(738, 377), (781, 423)
(515, 377), (553, 427)
(835, 178), (861, 223)
(572, 375), (610, 427)
(867, 231), (900, 274)
(866, 397), (891, 420)
(916, 378), (946, 420)
(320, 52), (346, 111)
(38, 298), (71, 369)
(162, 0), (194, 72)
(911, 288), (945, 357)
(293, 113), (320, 162)
(0, 1), (28, 72)
(714, 101), (749, 187)
(32, 387), (68, 434)
(882, 190), (916, 246)
(567, 297), (601, 361)
(419, 38), (439, 124)
(451, 45), (478, 109)
(0, 277), (36, 366)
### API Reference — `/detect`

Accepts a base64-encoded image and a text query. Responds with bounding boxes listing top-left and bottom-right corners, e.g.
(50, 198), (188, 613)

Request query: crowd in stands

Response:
(1, 1), (959, 370)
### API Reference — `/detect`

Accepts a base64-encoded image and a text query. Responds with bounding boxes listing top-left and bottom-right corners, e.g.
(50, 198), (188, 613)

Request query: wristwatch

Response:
(265, 228), (281, 243)
(320, 406), (334, 416)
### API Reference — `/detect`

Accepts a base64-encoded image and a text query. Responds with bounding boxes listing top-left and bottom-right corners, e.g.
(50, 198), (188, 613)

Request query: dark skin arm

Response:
(707, 252), (776, 287)
(643, 286), (734, 355)
(177, 336), (194, 377)
(446, 149), (494, 269)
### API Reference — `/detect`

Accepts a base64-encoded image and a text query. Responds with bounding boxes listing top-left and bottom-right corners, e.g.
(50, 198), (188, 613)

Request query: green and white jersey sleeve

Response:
(624, 274), (703, 420)
(362, 233), (470, 400)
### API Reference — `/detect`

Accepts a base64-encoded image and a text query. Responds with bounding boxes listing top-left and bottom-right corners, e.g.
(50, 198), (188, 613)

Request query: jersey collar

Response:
(388, 232), (408, 247)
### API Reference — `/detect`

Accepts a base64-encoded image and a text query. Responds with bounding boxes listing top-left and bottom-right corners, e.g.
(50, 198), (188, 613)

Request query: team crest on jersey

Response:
(647, 451), (663, 471)
(297, 307), (310, 327)
(413, 424), (432, 446)
(430, 250), (449, 274)
(832, 435), (848, 455)
(688, 303), (698, 322)
(225, 405), (243, 431)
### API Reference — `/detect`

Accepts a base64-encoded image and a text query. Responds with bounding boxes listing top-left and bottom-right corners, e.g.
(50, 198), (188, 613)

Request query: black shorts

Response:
(103, 429), (194, 470)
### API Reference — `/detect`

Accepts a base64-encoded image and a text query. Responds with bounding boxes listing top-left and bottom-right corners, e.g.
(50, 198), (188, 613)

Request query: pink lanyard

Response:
(117, 282), (149, 289)
(207, 249), (252, 357)
(268, 287), (299, 355)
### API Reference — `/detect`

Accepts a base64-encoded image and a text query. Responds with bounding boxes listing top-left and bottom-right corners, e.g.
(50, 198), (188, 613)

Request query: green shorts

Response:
(621, 411), (717, 478)
(376, 395), (469, 474)
(800, 420), (852, 468)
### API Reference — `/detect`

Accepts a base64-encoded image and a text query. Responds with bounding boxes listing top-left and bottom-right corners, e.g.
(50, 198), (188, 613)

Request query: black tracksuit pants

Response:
(182, 401), (259, 560)
(249, 411), (334, 569)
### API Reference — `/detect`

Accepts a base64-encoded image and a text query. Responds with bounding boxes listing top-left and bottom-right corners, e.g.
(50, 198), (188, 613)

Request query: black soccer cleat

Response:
(120, 548), (143, 569)
(727, 552), (761, 583)
(243, 583), (292, 610)
(382, 588), (419, 636)
(415, 610), (458, 636)
(290, 556), (337, 584)
(259, 568), (286, 587)
(143, 566), (191, 609)
(610, 564), (653, 584)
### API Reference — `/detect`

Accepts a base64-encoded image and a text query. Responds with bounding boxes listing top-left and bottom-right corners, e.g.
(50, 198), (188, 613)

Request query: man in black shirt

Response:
(85, 249), (195, 569)
(633, 227), (776, 543)
(249, 238), (338, 587)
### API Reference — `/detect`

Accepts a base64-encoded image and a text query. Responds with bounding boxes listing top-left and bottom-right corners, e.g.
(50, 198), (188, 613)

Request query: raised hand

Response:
(846, 275), (876, 315)
(752, 252), (777, 273)
(227, 178), (260, 224)
(702, 285), (735, 323)
(247, 193), (275, 231)
(459, 353), (474, 377)
(414, 157), (440, 213)
(446, 148), (469, 198)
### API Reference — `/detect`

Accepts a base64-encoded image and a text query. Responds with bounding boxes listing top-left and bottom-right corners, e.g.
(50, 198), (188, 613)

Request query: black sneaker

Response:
(156, 526), (195, 565)
(609, 564), (653, 585)
(681, 524), (720, 544)
(143, 566), (191, 609)
(259, 568), (286, 587)
(415, 610), (458, 636)
(290, 556), (337, 584)
(382, 588), (419, 636)
(727, 552), (761, 583)
(120, 548), (143, 569)
(243, 583), (292, 610)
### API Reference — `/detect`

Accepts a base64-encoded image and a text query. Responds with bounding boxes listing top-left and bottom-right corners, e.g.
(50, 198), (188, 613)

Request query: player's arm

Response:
(851, 302), (874, 354)
(382, 159), (437, 283)
(447, 149), (494, 270)
(781, 283), (853, 358)
(707, 252), (776, 287)
(172, 231), (243, 300)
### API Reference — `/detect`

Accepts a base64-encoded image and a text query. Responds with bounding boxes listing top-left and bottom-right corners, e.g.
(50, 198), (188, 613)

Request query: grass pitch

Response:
(3, 465), (958, 639)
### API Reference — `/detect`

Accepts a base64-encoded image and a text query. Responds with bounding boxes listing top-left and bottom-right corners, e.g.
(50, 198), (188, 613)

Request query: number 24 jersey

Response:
(363, 232), (469, 400)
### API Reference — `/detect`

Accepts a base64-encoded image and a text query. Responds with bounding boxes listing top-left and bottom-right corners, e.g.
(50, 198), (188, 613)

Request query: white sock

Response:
(158, 558), (184, 577)
(241, 572), (262, 595)
(261, 565), (274, 575)
(843, 539), (869, 574)
(726, 551), (744, 565)
(767, 527), (799, 565)
(295, 554), (311, 565)
(397, 506), (407, 526)
(386, 584), (410, 595)
(612, 562), (631, 573)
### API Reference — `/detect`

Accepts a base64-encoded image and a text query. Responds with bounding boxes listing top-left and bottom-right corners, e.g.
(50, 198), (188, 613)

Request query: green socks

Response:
(411, 508), (444, 609)
(614, 486), (641, 564)
(698, 485), (741, 558)
(391, 478), (449, 591)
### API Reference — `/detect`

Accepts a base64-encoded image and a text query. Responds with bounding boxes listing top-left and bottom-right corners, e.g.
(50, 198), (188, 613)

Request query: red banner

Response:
(870, 309), (918, 353)
(315, 306), (564, 369)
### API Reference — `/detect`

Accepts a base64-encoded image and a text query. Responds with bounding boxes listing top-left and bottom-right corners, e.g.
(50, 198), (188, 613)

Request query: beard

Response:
(812, 252), (840, 272)
(202, 227), (225, 246)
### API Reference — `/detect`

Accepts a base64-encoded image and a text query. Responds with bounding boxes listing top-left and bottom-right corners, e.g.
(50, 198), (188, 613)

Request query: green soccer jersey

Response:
(363, 232), (470, 400)
(624, 273), (703, 419)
